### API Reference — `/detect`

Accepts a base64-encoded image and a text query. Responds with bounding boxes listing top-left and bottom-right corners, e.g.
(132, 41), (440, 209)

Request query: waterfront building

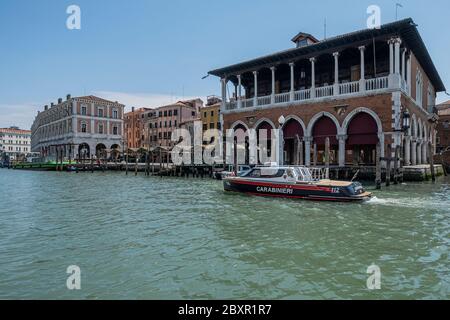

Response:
(124, 107), (155, 149)
(147, 99), (202, 149)
(201, 96), (222, 144)
(208, 18), (445, 167)
(436, 101), (450, 153)
(31, 95), (125, 160)
(0, 127), (31, 161)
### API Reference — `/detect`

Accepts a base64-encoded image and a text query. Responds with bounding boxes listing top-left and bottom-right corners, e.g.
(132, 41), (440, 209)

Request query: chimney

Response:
(44, 105), (48, 111)
(132, 107), (135, 112)
(58, 98), (63, 104)
(66, 94), (71, 100)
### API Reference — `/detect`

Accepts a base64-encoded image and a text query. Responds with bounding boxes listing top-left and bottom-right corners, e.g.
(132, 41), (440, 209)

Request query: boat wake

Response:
(367, 196), (445, 209)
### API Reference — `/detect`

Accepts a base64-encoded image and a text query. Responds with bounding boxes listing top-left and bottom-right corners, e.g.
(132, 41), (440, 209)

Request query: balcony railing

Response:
(339, 81), (359, 95)
(294, 89), (311, 101)
(225, 75), (390, 111)
(365, 76), (388, 91)
(315, 85), (334, 98)
(275, 92), (290, 104)
(242, 98), (254, 108)
(257, 95), (271, 106)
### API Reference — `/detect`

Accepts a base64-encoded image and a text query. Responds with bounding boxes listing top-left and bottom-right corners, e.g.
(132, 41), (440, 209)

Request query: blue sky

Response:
(1, 0), (449, 129)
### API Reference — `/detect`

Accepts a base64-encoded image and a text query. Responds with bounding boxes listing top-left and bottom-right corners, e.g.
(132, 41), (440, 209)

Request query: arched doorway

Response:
(232, 123), (249, 165)
(311, 116), (339, 165)
(78, 143), (90, 159)
(345, 112), (379, 165)
(283, 118), (305, 165)
(96, 144), (107, 159)
(256, 120), (275, 164)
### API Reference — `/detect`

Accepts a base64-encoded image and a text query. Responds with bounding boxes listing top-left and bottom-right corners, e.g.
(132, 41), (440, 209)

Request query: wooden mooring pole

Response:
(429, 142), (436, 182)
(125, 149), (129, 175)
(376, 142), (382, 189)
(385, 144), (391, 187)
(393, 145), (399, 185)
(233, 139), (238, 176)
(324, 137), (330, 179)
(313, 143), (318, 167)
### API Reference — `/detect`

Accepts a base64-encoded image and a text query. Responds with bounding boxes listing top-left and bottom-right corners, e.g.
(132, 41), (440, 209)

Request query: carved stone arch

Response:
(306, 111), (342, 137)
(342, 107), (383, 135)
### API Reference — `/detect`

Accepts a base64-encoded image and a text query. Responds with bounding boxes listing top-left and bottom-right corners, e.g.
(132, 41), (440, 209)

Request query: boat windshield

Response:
(294, 167), (314, 182)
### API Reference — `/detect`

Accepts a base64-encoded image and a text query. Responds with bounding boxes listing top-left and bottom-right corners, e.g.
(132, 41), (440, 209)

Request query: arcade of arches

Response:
(229, 110), (431, 167)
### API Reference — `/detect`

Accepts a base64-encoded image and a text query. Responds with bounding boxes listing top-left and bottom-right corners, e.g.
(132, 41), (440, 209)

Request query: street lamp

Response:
(278, 115), (286, 165)
(401, 110), (410, 132)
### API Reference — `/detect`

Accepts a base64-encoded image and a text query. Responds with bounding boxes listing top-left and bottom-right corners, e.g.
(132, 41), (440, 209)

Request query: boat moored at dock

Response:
(223, 165), (372, 202)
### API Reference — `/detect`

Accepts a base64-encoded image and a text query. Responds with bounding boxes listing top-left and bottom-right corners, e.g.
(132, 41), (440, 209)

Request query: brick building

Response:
(208, 18), (445, 167)
(124, 107), (155, 149)
(31, 95), (125, 160)
(148, 99), (202, 148)
(436, 101), (450, 153)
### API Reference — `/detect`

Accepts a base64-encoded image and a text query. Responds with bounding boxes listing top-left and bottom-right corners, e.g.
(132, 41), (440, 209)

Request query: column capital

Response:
(337, 134), (348, 141)
(358, 45), (366, 51)
(309, 57), (316, 63)
(252, 70), (258, 76)
(289, 62), (295, 67)
(270, 66), (276, 72)
(237, 74), (242, 80)
(333, 51), (340, 57)
(303, 136), (314, 143)
(394, 37), (402, 45)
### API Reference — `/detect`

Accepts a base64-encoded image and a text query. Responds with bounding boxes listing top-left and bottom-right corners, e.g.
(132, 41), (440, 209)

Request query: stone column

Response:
(333, 52), (340, 95)
(422, 141), (427, 164)
(310, 58), (316, 98)
(394, 39), (402, 75)
(416, 140), (422, 164)
(402, 48), (406, 81)
(389, 39), (394, 75)
(338, 135), (347, 167)
(359, 46), (366, 92)
(253, 71), (258, 106)
(404, 136), (411, 166)
(237, 75), (242, 109)
(407, 54), (412, 96)
(289, 62), (295, 102)
(304, 136), (312, 166)
(221, 78), (227, 111)
(271, 67), (276, 104)
(411, 139), (417, 165)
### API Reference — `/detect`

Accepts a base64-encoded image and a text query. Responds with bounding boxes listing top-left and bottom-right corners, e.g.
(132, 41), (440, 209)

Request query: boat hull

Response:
(223, 178), (372, 202)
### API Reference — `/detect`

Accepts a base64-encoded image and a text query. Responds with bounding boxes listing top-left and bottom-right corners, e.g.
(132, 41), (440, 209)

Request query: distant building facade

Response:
(31, 95), (125, 160)
(147, 99), (202, 148)
(436, 101), (450, 153)
(124, 107), (154, 149)
(201, 96), (222, 144)
(0, 127), (31, 161)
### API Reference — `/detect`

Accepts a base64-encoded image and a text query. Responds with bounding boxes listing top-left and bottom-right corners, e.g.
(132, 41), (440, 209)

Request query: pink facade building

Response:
(147, 99), (202, 148)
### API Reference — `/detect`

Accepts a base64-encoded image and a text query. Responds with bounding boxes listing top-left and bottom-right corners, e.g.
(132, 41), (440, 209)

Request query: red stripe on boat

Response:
(228, 179), (333, 192)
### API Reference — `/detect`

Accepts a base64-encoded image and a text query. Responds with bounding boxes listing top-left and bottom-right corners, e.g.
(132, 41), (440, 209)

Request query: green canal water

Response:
(0, 168), (449, 299)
